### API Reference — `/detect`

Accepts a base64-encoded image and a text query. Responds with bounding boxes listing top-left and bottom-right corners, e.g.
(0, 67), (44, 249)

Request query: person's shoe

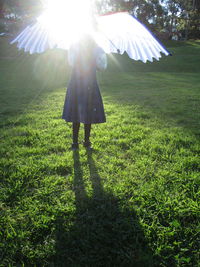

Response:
(71, 143), (79, 150)
(83, 141), (92, 150)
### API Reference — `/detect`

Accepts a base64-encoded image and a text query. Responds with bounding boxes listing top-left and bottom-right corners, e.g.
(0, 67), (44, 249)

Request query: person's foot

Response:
(83, 141), (92, 150)
(71, 143), (79, 150)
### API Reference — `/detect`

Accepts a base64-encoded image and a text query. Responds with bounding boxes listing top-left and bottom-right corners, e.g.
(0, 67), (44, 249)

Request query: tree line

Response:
(0, 0), (199, 39)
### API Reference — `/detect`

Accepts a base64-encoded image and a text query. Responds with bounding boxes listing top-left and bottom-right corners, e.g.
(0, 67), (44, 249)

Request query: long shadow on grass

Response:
(54, 150), (154, 266)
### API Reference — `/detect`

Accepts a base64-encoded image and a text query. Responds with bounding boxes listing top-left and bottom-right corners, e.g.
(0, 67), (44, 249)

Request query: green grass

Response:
(0, 37), (200, 266)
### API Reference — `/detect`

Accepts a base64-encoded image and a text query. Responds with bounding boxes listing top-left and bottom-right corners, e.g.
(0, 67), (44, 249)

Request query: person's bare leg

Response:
(84, 123), (92, 148)
(72, 122), (80, 149)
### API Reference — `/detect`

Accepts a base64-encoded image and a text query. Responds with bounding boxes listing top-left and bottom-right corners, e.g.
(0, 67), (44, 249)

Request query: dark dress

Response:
(62, 45), (106, 124)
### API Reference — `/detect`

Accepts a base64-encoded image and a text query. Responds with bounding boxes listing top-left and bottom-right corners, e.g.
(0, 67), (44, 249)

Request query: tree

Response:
(161, 0), (200, 39)
(1, 0), (199, 39)
(95, 0), (165, 32)
(1, 0), (42, 19)
(0, 0), (6, 18)
(178, 0), (200, 39)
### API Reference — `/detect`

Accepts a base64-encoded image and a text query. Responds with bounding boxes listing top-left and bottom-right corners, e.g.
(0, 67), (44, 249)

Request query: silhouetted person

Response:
(62, 35), (107, 150)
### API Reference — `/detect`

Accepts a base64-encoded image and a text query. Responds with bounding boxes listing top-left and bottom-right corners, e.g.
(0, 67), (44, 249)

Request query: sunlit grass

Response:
(0, 38), (200, 266)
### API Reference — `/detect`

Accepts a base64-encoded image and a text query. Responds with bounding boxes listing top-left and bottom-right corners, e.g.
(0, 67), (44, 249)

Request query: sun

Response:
(38, 0), (95, 48)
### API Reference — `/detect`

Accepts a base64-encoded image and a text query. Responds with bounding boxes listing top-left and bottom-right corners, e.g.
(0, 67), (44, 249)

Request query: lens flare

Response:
(38, 0), (95, 48)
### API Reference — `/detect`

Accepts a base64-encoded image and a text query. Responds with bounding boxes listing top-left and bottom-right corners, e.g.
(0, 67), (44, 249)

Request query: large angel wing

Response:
(10, 19), (72, 54)
(11, 22), (56, 54)
(11, 11), (170, 62)
(95, 12), (170, 63)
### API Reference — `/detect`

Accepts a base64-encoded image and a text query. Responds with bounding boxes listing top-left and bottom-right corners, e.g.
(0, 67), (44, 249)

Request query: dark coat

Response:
(62, 45), (106, 124)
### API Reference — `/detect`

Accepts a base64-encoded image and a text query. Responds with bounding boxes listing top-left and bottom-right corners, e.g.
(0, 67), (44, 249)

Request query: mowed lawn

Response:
(0, 38), (200, 266)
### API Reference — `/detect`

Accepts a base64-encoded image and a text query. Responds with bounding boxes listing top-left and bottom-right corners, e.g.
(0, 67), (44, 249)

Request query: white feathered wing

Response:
(95, 12), (170, 62)
(11, 12), (170, 62)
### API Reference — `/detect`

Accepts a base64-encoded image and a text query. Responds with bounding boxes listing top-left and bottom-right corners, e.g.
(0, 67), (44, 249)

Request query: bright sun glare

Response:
(38, 0), (95, 48)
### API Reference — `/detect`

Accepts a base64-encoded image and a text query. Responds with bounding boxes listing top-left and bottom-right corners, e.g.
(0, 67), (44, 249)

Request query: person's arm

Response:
(96, 48), (107, 71)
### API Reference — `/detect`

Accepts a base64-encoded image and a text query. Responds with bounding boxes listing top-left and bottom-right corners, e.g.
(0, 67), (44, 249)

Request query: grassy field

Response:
(0, 37), (200, 266)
